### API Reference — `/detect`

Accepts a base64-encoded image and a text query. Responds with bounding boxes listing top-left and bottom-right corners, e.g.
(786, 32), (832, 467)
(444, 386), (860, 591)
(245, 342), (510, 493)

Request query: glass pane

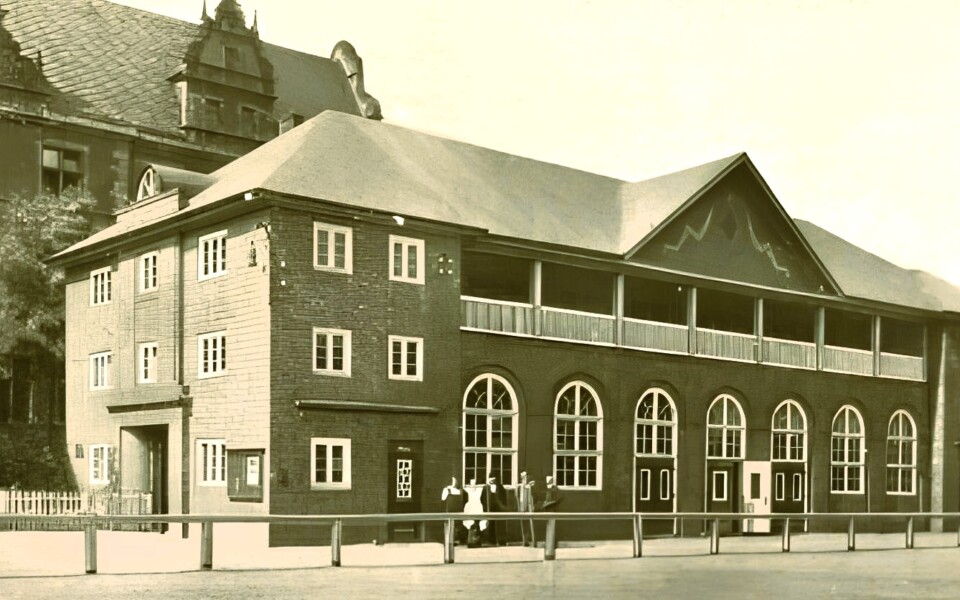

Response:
(408, 244), (417, 278)
(334, 232), (346, 269)
(316, 230), (328, 265)
(580, 394), (597, 417)
(331, 446), (343, 482)
(708, 401), (723, 425)
(491, 416), (512, 448)
(316, 335), (327, 369)
(558, 391), (576, 415)
(847, 411), (861, 434)
(790, 407), (803, 430)
(466, 381), (486, 409)
(465, 414), (485, 447)
(556, 455), (574, 486)
(657, 398), (673, 422)
(774, 406), (788, 430)
(637, 423), (653, 454)
(316, 445), (327, 483)
(579, 421), (596, 451)
(332, 336), (343, 370)
(637, 397), (654, 420)
(42, 148), (60, 168)
(406, 341), (418, 375)
(556, 420), (575, 450)
(393, 242), (403, 277)
(391, 341), (402, 375)
(727, 402), (741, 426)
(490, 380), (510, 410)
(707, 428), (722, 457)
(657, 424), (672, 455)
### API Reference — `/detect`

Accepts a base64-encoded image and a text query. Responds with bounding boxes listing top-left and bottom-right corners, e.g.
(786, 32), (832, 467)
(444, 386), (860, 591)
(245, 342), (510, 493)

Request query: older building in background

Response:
(50, 109), (960, 544)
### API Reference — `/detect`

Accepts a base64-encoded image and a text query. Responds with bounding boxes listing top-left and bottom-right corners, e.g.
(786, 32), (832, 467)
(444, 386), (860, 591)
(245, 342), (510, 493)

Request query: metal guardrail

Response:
(1, 511), (959, 574)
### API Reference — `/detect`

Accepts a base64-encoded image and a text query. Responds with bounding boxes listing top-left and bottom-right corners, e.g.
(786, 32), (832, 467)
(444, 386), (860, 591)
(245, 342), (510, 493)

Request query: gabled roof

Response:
(51, 110), (960, 316)
(1, 0), (362, 130)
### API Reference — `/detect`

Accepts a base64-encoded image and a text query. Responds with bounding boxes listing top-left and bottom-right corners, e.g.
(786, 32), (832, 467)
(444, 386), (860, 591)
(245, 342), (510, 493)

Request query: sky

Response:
(116, 0), (960, 286)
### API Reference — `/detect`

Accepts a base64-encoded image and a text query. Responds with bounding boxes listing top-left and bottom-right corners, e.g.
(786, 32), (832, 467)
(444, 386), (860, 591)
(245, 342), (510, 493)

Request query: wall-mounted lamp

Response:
(438, 253), (454, 275)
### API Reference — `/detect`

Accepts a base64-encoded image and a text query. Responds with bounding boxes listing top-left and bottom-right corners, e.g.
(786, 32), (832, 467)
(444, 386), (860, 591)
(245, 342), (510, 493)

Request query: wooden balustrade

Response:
(696, 328), (757, 362)
(623, 318), (688, 353)
(541, 307), (616, 344)
(880, 352), (924, 381)
(762, 338), (816, 369)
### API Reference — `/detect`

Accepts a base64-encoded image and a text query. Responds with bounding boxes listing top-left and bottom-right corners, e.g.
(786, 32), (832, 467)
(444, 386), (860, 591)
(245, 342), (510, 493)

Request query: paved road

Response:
(2, 530), (959, 598)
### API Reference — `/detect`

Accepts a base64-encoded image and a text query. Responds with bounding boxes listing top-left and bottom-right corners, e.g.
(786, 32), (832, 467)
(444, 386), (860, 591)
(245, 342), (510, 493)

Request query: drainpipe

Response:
(930, 329), (948, 532)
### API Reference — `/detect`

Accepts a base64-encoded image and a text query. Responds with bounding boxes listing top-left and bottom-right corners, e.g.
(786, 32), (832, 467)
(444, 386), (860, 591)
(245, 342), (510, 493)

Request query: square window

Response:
(198, 332), (227, 378)
(90, 267), (112, 306)
(314, 222), (352, 274)
(198, 230), (228, 281)
(388, 335), (423, 381)
(139, 343), (158, 384)
(389, 235), (425, 284)
(140, 252), (159, 293)
(197, 439), (226, 486)
(42, 146), (84, 195)
(313, 328), (351, 377)
(89, 444), (111, 485)
(89, 351), (112, 390)
(311, 437), (351, 490)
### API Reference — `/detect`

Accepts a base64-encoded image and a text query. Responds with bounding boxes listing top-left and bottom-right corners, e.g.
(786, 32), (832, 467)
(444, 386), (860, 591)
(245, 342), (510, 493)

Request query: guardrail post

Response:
(84, 522), (97, 574)
(331, 519), (342, 567)
(906, 517), (914, 550)
(710, 518), (720, 555)
(632, 515), (643, 558)
(443, 518), (455, 564)
(200, 521), (213, 570)
(544, 519), (557, 561)
(781, 518), (791, 553)
(847, 517), (855, 551)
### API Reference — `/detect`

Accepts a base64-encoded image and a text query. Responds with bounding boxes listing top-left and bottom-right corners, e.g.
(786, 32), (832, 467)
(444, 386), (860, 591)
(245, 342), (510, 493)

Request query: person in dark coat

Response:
(482, 473), (508, 546)
(441, 477), (466, 544)
(540, 475), (563, 512)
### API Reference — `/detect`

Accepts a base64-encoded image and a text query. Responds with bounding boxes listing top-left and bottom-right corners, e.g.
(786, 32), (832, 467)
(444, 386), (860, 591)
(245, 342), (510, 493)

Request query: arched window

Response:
(463, 374), (518, 486)
(886, 410), (916, 495)
(554, 381), (603, 488)
(706, 395), (745, 459)
(831, 406), (865, 493)
(771, 400), (806, 462)
(635, 388), (676, 457)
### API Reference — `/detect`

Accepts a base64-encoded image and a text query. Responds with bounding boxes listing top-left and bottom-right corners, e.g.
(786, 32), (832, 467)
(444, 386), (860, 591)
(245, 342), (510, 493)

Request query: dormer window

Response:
(223, 45), (240, 70)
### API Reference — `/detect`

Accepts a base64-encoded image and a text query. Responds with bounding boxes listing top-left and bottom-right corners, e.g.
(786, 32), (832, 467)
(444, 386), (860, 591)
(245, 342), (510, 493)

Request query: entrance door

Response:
(771, 463), (805, 532)
(635, 457), (675, 535)
(707, 462), (740, 534)
(742, 461), (771, 533)
(387, 441), (422, 542)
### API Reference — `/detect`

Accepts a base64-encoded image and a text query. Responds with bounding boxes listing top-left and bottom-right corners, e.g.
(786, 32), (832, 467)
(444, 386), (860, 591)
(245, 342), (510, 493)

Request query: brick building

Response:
(0, 0), (379, 439)
(50, 110), (960, 544)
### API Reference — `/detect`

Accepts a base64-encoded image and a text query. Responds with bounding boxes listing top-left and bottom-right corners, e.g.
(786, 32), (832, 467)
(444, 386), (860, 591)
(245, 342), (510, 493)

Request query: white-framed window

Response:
(886, 410), (917, 495)
(554, 381), (603, 489)
(388, 335), (422, 381)
(793, 473), (803, 501)
(90, 267), (112, 306)
(638, 469), (651, 501)
(196, 439), (226, 486)
(389, 235), (424, 284)
(89, 351), (112, 390)
(138, 343), (158, 384)
(775, 472), (785, 501)
(771, 400), (806, 462)
(831, 405), (865, 494)
(707, 395), (746, 460)
(314, 328), (351, 377)
(314, 222), (352, 274)
(140, 251), (159, 292)
(659, 469), (671, 501)
(197, 332), (227, 378)
(463, 373), (519, 486)
(198, 230), (228, 281)
(712, 470), (728, 502)
(89, 444), (111, 485)
(635, 388), (676, 457)
(311, 437), (351, 489)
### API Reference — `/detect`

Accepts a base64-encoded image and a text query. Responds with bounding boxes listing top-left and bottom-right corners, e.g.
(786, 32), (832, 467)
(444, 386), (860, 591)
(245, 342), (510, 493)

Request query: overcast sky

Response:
(117, 0), (960, 286)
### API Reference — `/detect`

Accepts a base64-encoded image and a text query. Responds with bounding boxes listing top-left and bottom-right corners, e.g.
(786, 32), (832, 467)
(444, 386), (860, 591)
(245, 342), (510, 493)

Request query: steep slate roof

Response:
(53, 110), (960, 315)
(1, 0), (361, 130)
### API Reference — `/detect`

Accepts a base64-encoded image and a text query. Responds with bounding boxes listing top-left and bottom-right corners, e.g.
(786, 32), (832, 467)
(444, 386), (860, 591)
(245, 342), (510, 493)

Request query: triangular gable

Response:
(628, 158), (841, 295)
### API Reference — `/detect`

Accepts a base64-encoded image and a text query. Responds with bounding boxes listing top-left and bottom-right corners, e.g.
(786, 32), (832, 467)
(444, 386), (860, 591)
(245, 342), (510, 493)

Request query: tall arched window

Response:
(771, 400), (806, 462)
(706, 395), (745, 459)
(831, 406), (865, 493)
(635, 389), (676, 457)
(463, 374), (518, 485)
(886, 410), (916, 495)
(554, 381), (603, 488)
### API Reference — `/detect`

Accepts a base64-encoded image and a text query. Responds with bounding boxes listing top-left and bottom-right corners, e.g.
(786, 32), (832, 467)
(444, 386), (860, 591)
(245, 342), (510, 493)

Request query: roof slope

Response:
(2, 0), (360, 130)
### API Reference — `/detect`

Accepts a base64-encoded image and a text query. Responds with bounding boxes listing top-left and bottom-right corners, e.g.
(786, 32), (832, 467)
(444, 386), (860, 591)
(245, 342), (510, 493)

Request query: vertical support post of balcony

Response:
(443, 518), (455, 564)
(200, 521), (213, 570)
(755, 297), (764, 363)
(815, 306), (826, 371)
(331, 519), (342, 567)
(847, 516), (856, 551)
(632, 514), (643, 558)
(781, 518), (791, 552)
(614, 274), (625, 346)
(687, 287), (697, 355)
(84, 521), (98, 574)
(531, 260), (543, 336)
(544, 519), (557, 561)
(710, 518), (720, 555)
(872, 316), (882, 376)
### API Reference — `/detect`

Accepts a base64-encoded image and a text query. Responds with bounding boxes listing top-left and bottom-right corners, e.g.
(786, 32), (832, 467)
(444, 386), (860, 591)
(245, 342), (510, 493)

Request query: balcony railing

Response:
(623, 318), (688, 354)
(880, 352), (925, 380)
(822, 345), (873, 376)
(762, 337), (817, 370)
(541, 306), (616, 345)
(461, 296), (536, 337)
(696, 328), (757, 362)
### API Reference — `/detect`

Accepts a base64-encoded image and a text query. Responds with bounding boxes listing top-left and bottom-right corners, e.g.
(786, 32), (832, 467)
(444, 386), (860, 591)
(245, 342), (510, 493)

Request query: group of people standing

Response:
(440, 472), (563, 547)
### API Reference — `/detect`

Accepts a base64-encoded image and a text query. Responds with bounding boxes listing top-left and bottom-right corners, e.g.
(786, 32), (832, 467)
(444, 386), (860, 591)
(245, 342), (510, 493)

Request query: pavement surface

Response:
(1, 527), (959, 598)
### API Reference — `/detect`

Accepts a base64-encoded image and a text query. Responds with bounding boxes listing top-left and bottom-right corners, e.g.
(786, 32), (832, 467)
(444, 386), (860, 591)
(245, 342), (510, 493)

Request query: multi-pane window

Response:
(831, 406), (865, 493)
(140, 251), (158, 292)
(887, 410), (916, 495)
(197, 332), (227, 378)
(388, 335), (422, 381)
(707, 395), (745, 459)
(42, 147), (83, 195)
(197, 439), (226, 485)
(311, 438), (351, 489)
(389, 235), (425, 284)
(554, 381), (603, 488)
(138, 343), (158, 384)
(771, 400), (806, 462)
(89, 444), (111, 485)
(314, 222), (352, 274)
(89, 352), (112, 390)
(314, 328), (351, 376)
(90, 267), (112, 305)
(462, 374), (518, 486)
(198, 230), (228, 280)
(635, 388), (676, 456)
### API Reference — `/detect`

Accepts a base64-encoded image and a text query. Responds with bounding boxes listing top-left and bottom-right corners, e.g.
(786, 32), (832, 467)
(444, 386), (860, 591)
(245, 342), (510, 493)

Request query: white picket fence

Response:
(1, 489), (87, 515)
